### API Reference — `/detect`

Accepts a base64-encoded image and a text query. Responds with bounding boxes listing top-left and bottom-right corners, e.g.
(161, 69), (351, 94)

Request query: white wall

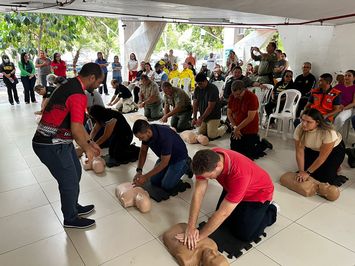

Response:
(277, 23), (355, 79)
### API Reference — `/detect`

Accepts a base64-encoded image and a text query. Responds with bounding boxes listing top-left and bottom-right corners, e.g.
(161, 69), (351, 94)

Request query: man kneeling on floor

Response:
(227, 80), (272, 160)
(176, 148), (277, 249)
(133, 119), (192, 191)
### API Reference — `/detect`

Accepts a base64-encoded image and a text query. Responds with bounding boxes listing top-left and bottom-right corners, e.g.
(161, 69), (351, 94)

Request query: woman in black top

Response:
(89, 105), (139, 164)
(0, 54), (19, 105)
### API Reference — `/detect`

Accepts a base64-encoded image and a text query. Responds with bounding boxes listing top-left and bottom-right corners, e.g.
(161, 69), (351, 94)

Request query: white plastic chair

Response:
(182, 78), (191, 94)
(212, 80), (225, 97)
(250, 86), (273, 125)
(170, 77), (180, 87)
(265, 89), (301, 140)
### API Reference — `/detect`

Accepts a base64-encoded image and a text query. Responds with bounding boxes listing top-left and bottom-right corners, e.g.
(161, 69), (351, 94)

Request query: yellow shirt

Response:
(168, 70), (180, 81)
(163, 67), (169, 75)
(179, 68), (195, 89)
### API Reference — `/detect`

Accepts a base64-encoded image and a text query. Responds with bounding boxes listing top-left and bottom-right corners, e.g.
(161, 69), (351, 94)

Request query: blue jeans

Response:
(33, 142), (81, 222)
(150, 158), (189, 190)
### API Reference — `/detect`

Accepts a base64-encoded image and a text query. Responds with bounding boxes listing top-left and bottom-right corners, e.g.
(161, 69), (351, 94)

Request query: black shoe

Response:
(185, 157), (193, 178)
(261, 138), (273, 150)
(77, 204), (95, 216)
(16, 101), (20, 104)
(10, 102), (14, 105)
(25, 102), (30, 104)
(64, 217), (95, 229)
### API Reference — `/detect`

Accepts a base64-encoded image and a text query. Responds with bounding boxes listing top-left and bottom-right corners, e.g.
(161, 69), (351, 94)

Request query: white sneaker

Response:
(271, 201), (280, 213)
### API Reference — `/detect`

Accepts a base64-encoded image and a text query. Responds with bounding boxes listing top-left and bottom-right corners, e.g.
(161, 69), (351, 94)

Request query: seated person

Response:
(223, 66), (255, 101)
(227, 80), (272, 160)
(108, 79), (137, 113)
(168, 63), (180, 81)
(89, 105), (138, 163)
(303, 73), (341, 123)
(198, 63), (211, 78)
(152, 62), (168, 87)
(138, 74), (162, 121)
(294, 108), (346, 186)
(209, 66), (225, 83)
(179, 63), (195, 90)
(132, 119), (191, 191)
(333, 70), (355, 130)
(34, 83), (56, 114)
(161, 81), (192, 132)
(192, 73), (227, 140)
(294, 62), (316, 117)
(176, 148), (277, 247)
(265, 70), (294, 125)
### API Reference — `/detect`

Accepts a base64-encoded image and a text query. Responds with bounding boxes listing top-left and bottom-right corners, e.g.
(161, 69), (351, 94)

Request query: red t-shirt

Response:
(228, 90), (259, 134)
(196, 148), (274, 203)
(51, 60), (67, 77)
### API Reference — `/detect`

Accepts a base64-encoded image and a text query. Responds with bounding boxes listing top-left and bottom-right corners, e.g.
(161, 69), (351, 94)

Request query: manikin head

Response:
(180, 130), (198, 144)
(133, 119), (153, 142)
(192, 149), (224, 179)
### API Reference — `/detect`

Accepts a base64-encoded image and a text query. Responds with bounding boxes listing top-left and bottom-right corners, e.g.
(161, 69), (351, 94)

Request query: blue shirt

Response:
(143, 124), (188, 164)
(95, 59), (108, 74)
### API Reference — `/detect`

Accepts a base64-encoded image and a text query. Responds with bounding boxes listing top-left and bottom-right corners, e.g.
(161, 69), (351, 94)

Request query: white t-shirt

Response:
(128, 60), (138, 71)
(293, 124), (342, 151)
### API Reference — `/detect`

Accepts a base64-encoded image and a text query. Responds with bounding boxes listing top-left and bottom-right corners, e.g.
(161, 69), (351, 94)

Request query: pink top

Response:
(335, 84), (355, 106)
(196, 148), (274, 203)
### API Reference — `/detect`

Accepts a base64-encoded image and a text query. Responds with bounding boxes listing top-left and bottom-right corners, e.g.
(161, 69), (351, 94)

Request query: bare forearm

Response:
(199, 212), (228, 240)
(296, 150), (305, 171)
(144, 160), (168, 179)
(167, 106), (182, 117)
(137, 149), (147, 169)
(200, 106), (214, 121)
(192, 101), (198, 119)
(71, 123), (91, 151)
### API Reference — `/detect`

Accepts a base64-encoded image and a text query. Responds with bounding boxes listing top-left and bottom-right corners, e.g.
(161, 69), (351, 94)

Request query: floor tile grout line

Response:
(294, 221), (355, 254)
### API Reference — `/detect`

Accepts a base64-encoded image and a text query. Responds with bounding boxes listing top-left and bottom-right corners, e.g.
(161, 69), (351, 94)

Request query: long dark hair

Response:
(20, 52), (29, 65)
(299, 108), (333, 145)
(281, 70), (293, 83)
(53, 52), (61, 63)
(89, 105), (121, 125)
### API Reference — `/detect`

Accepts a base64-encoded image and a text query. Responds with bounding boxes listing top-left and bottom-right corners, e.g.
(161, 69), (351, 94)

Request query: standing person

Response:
(226, 50), (239, 70)
(250, 42), (277, 84)
(192, 73), (227, 139)
(128, 53), (138, 82)
(176, 148), (277, 247)
(0, 54), (19, 105)
(18, 52), (37, 104)
(32, 63), (104, 229)
(51, 52), (67, 78)
(273, 49), (287, 79)
(185, 52), (196, 66)
(95, 52), (109, 95)
(112, 55), (122, 83)
(168, 49), (177, 70)
(161, 81), (192, 132)
(132, 119), (191, 190)
(35, 50), (51, 86)
(206, 52), (216, 71)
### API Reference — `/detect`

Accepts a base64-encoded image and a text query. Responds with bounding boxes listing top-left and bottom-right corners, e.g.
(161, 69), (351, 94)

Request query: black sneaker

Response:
(16, 101), (20, 104)
(64, 217), (95, 229)
(261, 138), (273, 150)
(77, 204), (95, 216)
(185, 157), (193, 178)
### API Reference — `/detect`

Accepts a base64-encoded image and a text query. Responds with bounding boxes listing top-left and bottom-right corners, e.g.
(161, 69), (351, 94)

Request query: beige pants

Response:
(115, 97), (137, 113)
(198, 119), (226, 139)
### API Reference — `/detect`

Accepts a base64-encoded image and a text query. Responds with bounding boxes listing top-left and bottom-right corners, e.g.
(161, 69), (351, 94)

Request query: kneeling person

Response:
(133, 119), (190, 191)
(227, 80), (272, 159)
(161, 81), (192, 132)
(108, 79), (137, 113)
(177, 148), (277, 248)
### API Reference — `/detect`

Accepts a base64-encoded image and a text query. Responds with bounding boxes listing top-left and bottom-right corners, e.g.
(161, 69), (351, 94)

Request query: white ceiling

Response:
(1, 0), (355, 26)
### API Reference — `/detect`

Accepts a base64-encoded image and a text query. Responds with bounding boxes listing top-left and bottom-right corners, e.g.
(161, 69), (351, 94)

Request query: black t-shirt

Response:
(43, 86), (56, 99)
(294, 73), (316, 97)
(193, 83), (221, 121)
(114, 84), (132, 99)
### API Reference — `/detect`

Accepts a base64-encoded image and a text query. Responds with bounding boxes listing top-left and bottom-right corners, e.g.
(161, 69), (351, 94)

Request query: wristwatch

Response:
(136, 167), (143, 173)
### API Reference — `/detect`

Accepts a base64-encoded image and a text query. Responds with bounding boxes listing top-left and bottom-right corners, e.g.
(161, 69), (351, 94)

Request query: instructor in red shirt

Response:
(176, 148), (277, 249)
(32, 63), (104, 229)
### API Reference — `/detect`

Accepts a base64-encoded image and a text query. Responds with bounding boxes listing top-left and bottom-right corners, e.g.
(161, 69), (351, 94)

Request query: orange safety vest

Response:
(310, 87), (341, 121)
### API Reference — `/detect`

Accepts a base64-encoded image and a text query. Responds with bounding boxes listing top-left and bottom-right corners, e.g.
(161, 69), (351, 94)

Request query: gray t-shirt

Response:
(85, 90), (104, 109)
(193, 83), (221, 121)
(35, 58), (51, 76)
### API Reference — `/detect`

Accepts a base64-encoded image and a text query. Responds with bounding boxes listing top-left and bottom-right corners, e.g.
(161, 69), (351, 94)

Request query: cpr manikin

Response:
(280, 172), (340, 201)
(115, 182), (151, 213)
(180, 130), (209, 146)
(163, 223), (229, 266)
(81, 154), (106, 174)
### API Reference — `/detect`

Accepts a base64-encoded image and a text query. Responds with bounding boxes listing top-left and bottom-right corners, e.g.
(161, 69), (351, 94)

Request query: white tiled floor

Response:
(0, 101), (354, 265)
